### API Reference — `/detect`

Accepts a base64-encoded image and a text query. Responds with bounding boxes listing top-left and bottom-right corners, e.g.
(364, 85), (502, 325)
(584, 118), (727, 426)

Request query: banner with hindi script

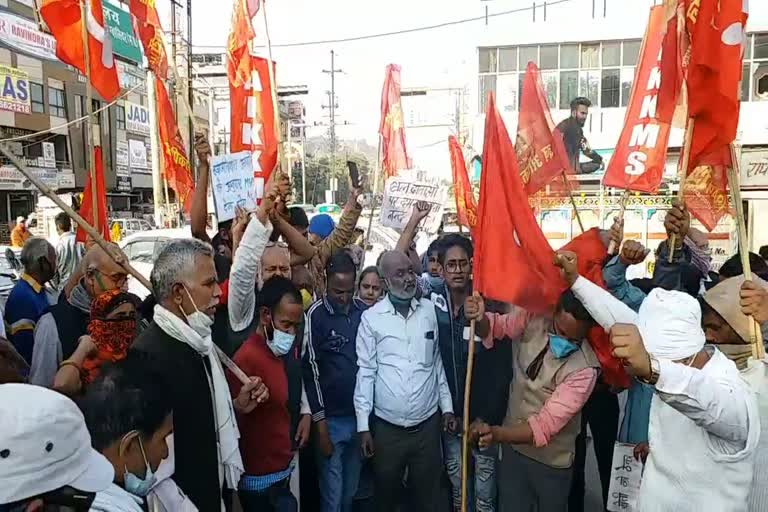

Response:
(379, 174), (447, 234)
(210, 151), (257, 222)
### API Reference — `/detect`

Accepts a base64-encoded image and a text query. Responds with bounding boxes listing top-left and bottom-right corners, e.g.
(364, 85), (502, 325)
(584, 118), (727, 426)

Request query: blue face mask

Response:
(426, 274), (445, 290)
(124, 436), (156, 497)
(549, 333), (579, 359)
(267, 319), (295, 356)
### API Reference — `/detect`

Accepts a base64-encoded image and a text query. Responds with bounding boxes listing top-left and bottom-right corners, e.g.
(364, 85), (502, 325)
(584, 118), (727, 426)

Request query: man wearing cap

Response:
(0, 383), (114, 511)
(10, 216), (30, 248)
(560, 253), (760, 511)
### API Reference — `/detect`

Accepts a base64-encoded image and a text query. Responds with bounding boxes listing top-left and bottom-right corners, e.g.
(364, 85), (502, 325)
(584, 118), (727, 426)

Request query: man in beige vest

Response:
(465, 286), (601, 511)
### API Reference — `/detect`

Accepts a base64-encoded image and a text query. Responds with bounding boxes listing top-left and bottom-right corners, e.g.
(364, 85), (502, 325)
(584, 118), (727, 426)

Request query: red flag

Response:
(379, 64), (411, 178)
(448, 136), (477, 232)
(155, 79), (195, 212)
(230, 56), (278, 190)
(129, 0), (168, 79)
(40, 0), (120, 101)
(657, 0), (688, 123)
(515, 62), (571, 194)
(603, 6), (673, 193)
(227, 0), (260, 89)
(76, 146), (110, 243)
(683, 143), (733, 231)
(685, 0), (748, 170)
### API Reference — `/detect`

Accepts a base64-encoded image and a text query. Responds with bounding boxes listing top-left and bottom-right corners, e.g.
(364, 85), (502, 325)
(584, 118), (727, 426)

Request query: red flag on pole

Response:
(603, 6), (672, 193)
(227, 0), (260, 89)
(379, 64), (411, 178)
(448, 136), (477, 232)
(682, 143), (733, 231)
(76, 146), (110, 243)
(155, 79), (195, 212)
(40, 0), (120, 101)
(515, 62), (571, 195)
(657, 0), (688, 123)
(129, 0), (168, 79)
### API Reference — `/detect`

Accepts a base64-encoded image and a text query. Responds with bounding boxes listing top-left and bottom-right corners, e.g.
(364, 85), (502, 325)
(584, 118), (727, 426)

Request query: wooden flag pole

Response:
(80, 0), (97, 233)
(669, 119), (695, 262)
(460, 291), (480, 512)
(261, 0), (283, 174)
(726, 144), (764, 360)
(608, 190), (630, 255)
(562, 170), (584, 234)
(364, 135), (383, 251)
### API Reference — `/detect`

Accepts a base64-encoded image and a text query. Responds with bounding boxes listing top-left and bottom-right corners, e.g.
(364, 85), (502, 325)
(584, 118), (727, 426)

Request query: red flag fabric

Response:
(76, 146), (110, 243)
(515, 62), (571, 194)
(230, 56), (278, 191)
(604, 6), (672, 193)
(155, 79), (195, 212)
(448, 136), (477, 232)
(227, 0), (260, 89)
(40, 0), (120, 101)
(379, 64), (411, 178)
(683, 143), (733, 231)
(129, 0), (168, 79)
(657, 0), (688, 123)
(685, 0), (748, 170)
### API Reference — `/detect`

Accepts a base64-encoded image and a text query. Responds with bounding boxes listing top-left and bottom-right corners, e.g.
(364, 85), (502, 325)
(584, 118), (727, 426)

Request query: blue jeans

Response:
(317, 416), (363, 512)
(443, 432), (496, 512)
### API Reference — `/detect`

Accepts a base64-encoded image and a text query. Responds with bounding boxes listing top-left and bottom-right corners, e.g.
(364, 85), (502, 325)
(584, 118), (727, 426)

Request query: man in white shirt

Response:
(558, 251), (760, 512)
(354, 250), (455, 512)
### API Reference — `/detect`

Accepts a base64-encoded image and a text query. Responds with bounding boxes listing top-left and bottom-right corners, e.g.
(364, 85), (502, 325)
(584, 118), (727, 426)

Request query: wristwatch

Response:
(639, 354), (660, 386)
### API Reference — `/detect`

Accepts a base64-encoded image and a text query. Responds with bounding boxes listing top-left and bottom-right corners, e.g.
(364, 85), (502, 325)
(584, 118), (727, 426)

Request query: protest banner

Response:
(607, 443), (643, 512)
(210, 151), (258, 222)
(379, 173), (447, 233)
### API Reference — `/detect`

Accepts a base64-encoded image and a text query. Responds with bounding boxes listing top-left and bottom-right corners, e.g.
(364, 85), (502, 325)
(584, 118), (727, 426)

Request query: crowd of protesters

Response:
(2, 134), (768, 512)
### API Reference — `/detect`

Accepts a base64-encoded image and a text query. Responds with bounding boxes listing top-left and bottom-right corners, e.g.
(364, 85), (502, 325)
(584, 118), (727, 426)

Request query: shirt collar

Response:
(382, 294), (420, 315)
(322, 295), (359, 315)
(21, 273), (43, 293)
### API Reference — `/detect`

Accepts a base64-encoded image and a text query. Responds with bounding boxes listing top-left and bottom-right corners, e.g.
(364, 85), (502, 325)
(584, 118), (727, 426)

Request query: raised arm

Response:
(316, 187), (364, 266)
(271, 214), (317, 266)
(602, 240), (650, 313)
(395, 201), (431, 274)
(190, 133), (212, 244)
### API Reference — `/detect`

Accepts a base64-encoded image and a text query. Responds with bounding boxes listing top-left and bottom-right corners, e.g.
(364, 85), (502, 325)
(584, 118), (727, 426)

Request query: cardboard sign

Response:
(210, 152), (259, 222)
(379, 174), (447, 233)
(607, 442), (643, 511)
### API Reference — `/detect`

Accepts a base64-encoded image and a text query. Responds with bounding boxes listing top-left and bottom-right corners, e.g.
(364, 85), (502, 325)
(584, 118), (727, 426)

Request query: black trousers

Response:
(568, 385), (619, 512)
(238, 480), (298, 512)
(371, 413), (443, 512)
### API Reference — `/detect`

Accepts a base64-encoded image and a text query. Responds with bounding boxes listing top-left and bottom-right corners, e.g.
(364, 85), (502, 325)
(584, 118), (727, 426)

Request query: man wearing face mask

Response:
(354, 250), (455, 512)
(227, 275), (305, 511)
(29, 243), (128, 387)
(130, 239), (268, 512)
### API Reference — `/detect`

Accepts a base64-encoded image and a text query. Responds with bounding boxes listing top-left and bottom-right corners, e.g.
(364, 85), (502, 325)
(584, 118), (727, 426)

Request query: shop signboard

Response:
(0, 65), (29, 114)
(741, 150), (768, 190)
(0, 11), (57, 61)
(126, 101), (150, 135)
(116, 140), (130, 167)
(42, 142), (55, 168)
(116, 176), (132, 193)
(129, 139), (148, 169)
(103, 2), (142, 63)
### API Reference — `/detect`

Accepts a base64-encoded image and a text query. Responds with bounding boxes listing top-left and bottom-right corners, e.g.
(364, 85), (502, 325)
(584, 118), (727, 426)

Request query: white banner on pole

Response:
(379, 173), (447, 234)
(210, 151), (257, 222)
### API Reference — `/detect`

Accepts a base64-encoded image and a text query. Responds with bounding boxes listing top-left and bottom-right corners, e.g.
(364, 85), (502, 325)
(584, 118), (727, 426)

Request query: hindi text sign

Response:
(379, 175), (447, 233)
(210, 152), (258, 222)
(607, 442), (643, 512)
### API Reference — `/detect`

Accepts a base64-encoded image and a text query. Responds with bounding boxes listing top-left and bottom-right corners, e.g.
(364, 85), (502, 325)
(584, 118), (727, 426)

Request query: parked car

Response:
(110, 218), (153, 239)
(119, 228), (193, 299)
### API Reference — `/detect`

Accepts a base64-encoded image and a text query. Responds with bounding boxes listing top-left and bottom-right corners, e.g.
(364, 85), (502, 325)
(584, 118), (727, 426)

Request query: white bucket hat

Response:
(0, 384), (114, 504)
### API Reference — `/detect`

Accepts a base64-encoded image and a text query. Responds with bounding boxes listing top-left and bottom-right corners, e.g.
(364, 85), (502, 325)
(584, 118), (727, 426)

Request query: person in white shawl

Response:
(556, 251), (760, 512)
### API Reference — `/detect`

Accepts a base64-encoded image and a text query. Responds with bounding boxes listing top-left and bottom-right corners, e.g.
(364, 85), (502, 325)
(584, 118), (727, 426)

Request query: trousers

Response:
(317, 416), (363, 512)
(443, 432), (496, 512)
(498, 447), (572, 511)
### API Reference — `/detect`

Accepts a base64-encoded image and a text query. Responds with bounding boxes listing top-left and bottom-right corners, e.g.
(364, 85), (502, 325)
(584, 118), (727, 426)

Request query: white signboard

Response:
(740, 150), (768, 189)
(607, 443), (643, 512)
(379, 175), (447, 234)
(58, 170), (75, 189)
(128, 139), (148, 169)
(125, 101), (150, 135)
(0, 11), (57, 60)
(116, 165), (130, 178)
(42, 141), (55, 168)
(210, 152), (257, 222)
(0, 165), (59, 191)
(116, 140), (130, 167)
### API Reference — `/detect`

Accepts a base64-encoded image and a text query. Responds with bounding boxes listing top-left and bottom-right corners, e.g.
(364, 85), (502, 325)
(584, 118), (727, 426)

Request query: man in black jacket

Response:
(556, 97), (603, 175)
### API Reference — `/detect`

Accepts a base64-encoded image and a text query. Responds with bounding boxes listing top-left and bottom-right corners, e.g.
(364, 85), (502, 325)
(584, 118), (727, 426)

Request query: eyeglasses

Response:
(445, 260), (470, 273)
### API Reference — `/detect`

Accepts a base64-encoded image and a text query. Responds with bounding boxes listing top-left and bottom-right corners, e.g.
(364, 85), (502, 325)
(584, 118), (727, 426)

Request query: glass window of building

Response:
(623, 41), (641, 66)
(48, 87), (66, 118)
(479, 48), (497, 73)
(754, 34), (768, 60)
(579, 70), (600, 105)
(540, 45), (558, 70)
(30, 83), (44, 113)
(601, 68), (620, 108)
(602, 42), (620, 67)
(499, 47), (517, 72)
(560, 44), (579, 68)
(519, 45), (538, 68)
(478, 75), (496, 113)
(620, 67), (635, 107)
(580, 44), (599, 68)
(116, 105), (126, 130)
(541, 71), (558, 109)
(559, 70), (579, 109)
(497, 74), (519, 112)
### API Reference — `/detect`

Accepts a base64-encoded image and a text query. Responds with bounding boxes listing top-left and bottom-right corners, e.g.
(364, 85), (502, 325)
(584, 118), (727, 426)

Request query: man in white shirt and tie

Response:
(354, 250), (455, 512)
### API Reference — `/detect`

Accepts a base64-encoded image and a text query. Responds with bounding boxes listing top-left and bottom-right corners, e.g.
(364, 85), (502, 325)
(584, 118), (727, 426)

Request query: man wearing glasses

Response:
(29, 243), (129, 387)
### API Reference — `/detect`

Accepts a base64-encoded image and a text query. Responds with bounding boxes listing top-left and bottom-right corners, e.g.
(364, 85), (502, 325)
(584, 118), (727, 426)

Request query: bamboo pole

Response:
(80, 0), (97, 233)
(261, 0), (282, 167)
(562, 170), (584, 234)
(460, 291), (480, 512)
(669, 119), (695, 262)
(365, 135), (383, 250)
(726, 144), (764, 360)
(608, 190), (630, 255)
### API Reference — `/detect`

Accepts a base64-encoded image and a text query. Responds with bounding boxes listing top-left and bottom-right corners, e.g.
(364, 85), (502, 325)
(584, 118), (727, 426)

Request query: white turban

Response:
(637, 288), (705, 361)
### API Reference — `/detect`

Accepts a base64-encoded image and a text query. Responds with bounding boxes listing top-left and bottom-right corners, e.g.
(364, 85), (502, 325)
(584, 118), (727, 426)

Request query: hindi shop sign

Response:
(740, 150), (768, 189)
(379, 175), (447, 234)
(128, 139), (148, 169)
(0, 11), (57, 61)
(210, 152), (258, 222)
(607, 443), (643, 512)
(126, 101), (150, 135)
(0, 65), (30, 114)
(102, 2), (142, 63)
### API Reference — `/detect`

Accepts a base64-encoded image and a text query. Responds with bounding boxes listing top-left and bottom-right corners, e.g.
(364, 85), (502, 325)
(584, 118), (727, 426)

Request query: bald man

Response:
(29, 243), (129, 387)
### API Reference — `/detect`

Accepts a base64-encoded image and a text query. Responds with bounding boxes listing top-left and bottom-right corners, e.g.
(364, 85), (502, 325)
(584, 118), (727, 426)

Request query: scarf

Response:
(70, 282), (93, 313)
(153, 305), (244, 489)
(91, 484), (144, 512)
(82, 290), (139, 384)
(638, 288), (705, 360)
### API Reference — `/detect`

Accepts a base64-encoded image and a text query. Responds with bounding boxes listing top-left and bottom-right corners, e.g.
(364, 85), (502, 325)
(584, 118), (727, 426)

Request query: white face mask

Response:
(180, 285), (214, 339)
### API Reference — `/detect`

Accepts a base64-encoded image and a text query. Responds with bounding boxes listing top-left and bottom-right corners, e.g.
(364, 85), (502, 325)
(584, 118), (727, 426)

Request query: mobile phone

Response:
(347, 161), (360, 189)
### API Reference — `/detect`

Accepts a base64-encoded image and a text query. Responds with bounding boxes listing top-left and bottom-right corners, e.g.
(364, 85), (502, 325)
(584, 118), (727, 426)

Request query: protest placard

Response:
(210, 151), (259, 222)
(379, 174), (447, 234)
(607, 443), (643, 512)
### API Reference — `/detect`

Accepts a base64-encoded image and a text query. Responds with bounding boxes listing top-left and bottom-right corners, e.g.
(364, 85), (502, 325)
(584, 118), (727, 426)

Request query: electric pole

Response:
(322, 50), (342, 202)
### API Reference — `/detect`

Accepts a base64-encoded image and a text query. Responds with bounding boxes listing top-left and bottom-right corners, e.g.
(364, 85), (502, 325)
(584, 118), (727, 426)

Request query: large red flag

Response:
(448, 136), (477, 232)
(515, 62), (571, 194)
(129, 0), (168, 79)
(227, 0), (260, 89)
(40, 0), (120, 101)
(683, 143), (733, 231)
(603, 6), (672, 193)
(685, 0), (748, 170)
(155, 79), (195, 212)
(657, 0), (688, 123)
(379, 64), (411, 178)
(230, 56), (278, 190)
(76, 147), (110, 243)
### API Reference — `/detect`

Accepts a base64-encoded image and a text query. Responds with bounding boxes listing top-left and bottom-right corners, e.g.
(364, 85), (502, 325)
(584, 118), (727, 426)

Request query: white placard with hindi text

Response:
(379, 175), (447, 234)
(210, 151), (258, 222)
(607, 442), (643, 512)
